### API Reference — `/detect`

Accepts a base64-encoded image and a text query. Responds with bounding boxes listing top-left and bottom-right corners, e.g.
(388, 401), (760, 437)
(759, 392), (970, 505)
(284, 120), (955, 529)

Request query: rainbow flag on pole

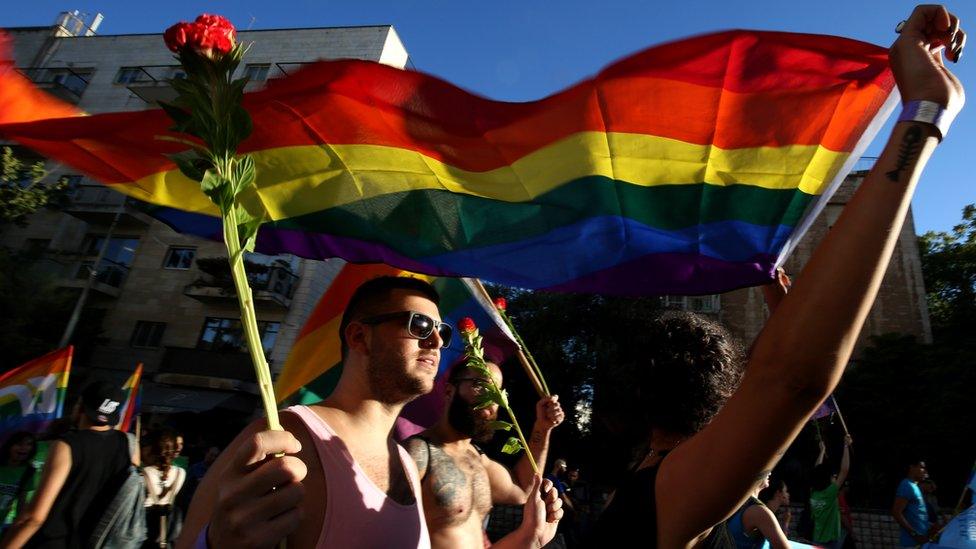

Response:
(115, 363), (143, 432)
(0, 347), (72, 442)
(0, 30), (895, 295)
(276, 263), (517, 430)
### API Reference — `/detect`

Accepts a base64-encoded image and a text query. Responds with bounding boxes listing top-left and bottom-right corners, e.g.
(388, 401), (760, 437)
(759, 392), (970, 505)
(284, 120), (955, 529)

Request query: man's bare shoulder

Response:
(403, 434), (432, 478)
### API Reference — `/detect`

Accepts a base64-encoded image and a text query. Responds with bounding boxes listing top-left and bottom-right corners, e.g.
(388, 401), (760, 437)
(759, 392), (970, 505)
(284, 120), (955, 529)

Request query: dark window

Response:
(23, 238), (50, 253)
(131, 321), (166, 348)
(197, 317), (280, 355)
(51, 68), (91, 96)
(163, 247), (195, 269)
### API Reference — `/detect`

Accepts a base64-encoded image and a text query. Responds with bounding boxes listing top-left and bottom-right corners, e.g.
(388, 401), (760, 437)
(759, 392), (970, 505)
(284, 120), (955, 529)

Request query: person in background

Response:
(143, 430), (186, 548)
(727, 474), (791, 548)
(892, 458), (931, 547)
(919, 478), (940, 528)
(0, 433), (39, 535)
(1, 379), (136, 548)
(758, 477), (792, 534)
(809, 435), (853, 548)
(838, 480), (857, 549)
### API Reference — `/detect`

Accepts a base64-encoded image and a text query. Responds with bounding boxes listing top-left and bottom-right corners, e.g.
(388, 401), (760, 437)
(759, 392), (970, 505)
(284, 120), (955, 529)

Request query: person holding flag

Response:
(404, 357), (564, 548)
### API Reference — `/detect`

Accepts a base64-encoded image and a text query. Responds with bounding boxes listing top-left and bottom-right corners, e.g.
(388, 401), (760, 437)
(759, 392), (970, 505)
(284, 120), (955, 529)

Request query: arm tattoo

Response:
(530, 429), (544, 445)
(886, 125), (923, 182)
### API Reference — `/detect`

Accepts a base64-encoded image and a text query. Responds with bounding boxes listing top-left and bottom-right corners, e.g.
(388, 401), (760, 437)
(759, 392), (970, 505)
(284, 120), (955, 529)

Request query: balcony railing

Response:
(184, 262), (300, 309)
(17, 67), (90, 102)
(120, 65), (182, 103)
(155, 346), (260, 392)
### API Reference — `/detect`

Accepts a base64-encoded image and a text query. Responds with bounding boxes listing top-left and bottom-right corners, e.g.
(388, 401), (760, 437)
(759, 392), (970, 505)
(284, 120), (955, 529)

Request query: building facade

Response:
(2, 12), (409, 416)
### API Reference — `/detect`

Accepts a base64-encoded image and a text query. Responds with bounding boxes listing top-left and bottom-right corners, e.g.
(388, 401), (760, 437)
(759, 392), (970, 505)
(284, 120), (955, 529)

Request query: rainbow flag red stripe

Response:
(0, 30), (895, 295)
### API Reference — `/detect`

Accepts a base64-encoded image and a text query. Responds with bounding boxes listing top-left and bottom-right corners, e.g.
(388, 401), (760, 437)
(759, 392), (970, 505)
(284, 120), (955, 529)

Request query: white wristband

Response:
(897, 100), (955, 141)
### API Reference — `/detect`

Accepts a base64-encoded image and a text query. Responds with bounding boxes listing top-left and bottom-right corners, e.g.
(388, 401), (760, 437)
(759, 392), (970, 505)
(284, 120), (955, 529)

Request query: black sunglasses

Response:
(358, 311), (453, 348)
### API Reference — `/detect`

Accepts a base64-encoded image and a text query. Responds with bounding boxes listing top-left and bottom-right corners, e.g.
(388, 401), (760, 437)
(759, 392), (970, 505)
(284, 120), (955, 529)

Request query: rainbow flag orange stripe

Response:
(0, 347), (72, 440)
(0, 30), (895, 295)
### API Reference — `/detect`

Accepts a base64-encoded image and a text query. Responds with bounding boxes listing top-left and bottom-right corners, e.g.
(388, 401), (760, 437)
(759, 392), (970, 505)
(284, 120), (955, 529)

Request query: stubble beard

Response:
(366, 350), (432, 405)
(447, 394), (496, 443)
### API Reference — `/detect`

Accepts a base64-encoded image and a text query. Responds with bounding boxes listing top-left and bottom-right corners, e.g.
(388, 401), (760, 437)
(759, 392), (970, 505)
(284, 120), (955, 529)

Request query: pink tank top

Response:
(285, 405), (431, 549)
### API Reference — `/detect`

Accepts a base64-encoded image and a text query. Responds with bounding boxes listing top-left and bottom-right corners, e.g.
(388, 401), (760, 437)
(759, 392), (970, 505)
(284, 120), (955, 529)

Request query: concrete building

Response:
(1, 12), (409, 418)
(671, 165), (933, 353)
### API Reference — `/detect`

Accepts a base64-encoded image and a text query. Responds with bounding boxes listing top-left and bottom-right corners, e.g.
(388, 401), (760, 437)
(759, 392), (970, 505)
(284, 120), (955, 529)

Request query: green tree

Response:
(0, 146), (68, 226)
(919, 204), (976, 339)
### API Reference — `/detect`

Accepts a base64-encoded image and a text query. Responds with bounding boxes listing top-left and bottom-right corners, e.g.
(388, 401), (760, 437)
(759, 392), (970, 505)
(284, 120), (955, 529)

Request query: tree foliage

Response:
(0, 147), (68, 227)
(919, 204), (976, 339)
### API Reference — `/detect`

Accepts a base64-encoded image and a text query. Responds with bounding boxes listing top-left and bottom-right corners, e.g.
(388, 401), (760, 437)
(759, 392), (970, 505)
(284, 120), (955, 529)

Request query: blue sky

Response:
(3, 1), (973, 234)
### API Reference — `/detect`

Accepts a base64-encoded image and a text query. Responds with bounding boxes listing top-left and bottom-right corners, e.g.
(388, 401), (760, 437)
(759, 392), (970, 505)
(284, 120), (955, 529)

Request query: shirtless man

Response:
(178, 277), (563, 549)
(405, 360), (565, 547)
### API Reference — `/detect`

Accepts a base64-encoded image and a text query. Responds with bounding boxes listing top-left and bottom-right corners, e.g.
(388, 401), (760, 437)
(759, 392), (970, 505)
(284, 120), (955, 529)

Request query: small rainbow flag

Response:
(0, 347), (72, 442)
(115, 363), (143, 433)
(276, 263), (518, 430)
(0, 30), (895, 295)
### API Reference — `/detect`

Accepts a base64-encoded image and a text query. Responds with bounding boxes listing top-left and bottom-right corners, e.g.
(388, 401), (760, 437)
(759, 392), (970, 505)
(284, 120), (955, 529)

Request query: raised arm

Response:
(487, 395), (564, 505)
(835, 435), (853, 488)
(657, 6), (965, 545)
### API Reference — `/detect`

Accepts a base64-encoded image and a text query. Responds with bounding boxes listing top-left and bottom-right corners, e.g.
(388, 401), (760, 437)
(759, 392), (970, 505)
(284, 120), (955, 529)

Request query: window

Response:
(131, 321), (166, 348)
(78, 235), (139, 288)
(198, 317), (280, 355)
(662, 295), (721, 313)
(242, 64), (270, 82)
(51, 68), (91, 96)
(115, 67), (144, 84)
(163, 247), (196, 269)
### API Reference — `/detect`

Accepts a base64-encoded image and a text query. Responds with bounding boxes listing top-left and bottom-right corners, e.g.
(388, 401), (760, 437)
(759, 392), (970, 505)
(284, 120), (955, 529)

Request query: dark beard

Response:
(366, 354), (429, 404)
(447, 395), (495, 442)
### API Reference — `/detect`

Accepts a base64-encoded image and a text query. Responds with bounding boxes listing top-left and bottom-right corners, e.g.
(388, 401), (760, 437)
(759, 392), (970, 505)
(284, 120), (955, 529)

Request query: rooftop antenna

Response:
(246, 15), (256, 30)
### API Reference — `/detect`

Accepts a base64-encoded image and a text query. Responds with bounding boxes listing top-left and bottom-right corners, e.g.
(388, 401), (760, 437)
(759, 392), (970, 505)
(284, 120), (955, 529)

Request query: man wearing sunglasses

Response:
(404, 357), (566, 548)
(180, 276), (562, 549)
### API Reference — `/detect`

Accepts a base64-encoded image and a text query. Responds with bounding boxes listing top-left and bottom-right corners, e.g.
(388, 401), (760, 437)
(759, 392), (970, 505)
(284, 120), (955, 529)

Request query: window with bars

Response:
(662, 294), (721, 313)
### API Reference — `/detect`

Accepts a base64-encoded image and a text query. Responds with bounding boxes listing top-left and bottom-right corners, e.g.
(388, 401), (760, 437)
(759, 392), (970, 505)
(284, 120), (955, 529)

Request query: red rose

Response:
(459, 317), (477, 334)
(493, 297), (507, 312)
(165, 14), (236, 58)
(163, 22), (192, 53)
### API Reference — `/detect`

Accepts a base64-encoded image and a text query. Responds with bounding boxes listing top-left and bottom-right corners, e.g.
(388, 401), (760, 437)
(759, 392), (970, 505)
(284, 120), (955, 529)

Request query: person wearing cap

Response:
(1, 379), (138, 549)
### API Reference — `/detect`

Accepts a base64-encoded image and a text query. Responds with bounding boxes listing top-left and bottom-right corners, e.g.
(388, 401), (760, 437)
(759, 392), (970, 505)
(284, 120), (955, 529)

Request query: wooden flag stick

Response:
(830, 395), (850, 437)
(470, 278), (549, 397)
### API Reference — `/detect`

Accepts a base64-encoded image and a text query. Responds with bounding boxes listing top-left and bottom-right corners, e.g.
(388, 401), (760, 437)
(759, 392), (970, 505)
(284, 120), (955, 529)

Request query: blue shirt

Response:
(897, 478), (929, 546)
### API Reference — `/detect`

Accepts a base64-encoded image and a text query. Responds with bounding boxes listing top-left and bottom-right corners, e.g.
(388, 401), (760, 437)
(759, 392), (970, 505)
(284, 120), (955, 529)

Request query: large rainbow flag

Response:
(0, 347), (72, 442)
(0, 30), (896, 295)
(277, 263), (518, 431)
(115, 363), (143, 433)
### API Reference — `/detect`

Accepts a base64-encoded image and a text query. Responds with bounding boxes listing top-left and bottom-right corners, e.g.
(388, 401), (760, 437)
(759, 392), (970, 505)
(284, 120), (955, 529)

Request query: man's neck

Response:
(320, 391), (405, 438)
(426, 417), (475, 450)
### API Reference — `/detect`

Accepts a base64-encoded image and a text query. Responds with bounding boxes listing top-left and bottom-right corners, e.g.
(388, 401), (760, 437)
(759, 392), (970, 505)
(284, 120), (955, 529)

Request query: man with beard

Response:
(405, 360), (565, 548)
(179, 277), (563, 549)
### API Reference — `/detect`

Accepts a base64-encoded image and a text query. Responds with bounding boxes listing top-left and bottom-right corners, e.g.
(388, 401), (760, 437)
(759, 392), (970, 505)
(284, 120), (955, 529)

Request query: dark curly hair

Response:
(338, 276), (441, 358)
(604, 310), (744, 438)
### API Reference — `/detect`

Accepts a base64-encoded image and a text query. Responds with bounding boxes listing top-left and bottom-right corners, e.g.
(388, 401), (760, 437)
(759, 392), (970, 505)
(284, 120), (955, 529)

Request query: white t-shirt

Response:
(143, 465), (186, 507)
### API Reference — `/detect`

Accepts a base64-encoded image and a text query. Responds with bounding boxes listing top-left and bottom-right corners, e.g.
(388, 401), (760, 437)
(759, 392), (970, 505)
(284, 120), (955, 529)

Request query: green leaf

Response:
(473, 395), (496, 410)
(501, 437), (523, 455)
(486, 421), (512, 432)
(234, 203), (265, 253)
(200, 170), (229, 209)
(169, 151), (207, 182)
(229, 105), (254, 147)
(499, 388), (510, 406)
(158, 101), (193, 133)
(230, 155), (257, 197)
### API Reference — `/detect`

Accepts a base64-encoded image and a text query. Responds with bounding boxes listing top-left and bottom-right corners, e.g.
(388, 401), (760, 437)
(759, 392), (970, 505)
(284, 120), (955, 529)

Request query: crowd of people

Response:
(0, 4), (969, 548)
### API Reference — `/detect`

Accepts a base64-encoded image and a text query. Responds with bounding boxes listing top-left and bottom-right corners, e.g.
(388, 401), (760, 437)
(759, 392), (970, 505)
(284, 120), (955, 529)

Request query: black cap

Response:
(80, 380), (123, 426)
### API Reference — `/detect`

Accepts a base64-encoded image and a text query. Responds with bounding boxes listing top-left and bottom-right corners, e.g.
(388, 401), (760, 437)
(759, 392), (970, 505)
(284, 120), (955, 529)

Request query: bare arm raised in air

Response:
(657, 6), (965, 546)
